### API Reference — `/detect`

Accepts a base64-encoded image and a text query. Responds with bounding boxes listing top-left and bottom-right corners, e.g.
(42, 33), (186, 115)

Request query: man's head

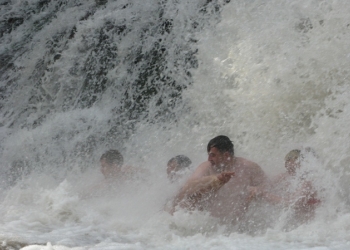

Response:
(100, 149), (124, 179)
(284, 149), (301, 175)
(207, 135), (234, 169)
(167, 155), (192, 182)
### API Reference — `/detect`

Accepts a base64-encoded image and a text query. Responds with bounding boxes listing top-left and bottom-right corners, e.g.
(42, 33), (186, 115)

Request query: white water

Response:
(1, 0), (350, 249)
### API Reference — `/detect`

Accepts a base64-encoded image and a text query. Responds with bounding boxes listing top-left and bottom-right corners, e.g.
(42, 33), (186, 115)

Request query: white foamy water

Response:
(1, 0), (350, 249)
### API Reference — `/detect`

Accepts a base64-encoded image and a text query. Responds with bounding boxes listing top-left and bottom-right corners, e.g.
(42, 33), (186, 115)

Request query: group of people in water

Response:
(0, 133), (320, 234)
(97, 135), (321, 228)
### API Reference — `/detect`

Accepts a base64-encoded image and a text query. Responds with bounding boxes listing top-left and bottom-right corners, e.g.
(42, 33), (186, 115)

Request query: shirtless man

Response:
(249, 148), (321, 223)
(171, 135), (267, 224)
(100, 149), (145, 181)
(99, 149), (124, 180)
(167, 155), (192, 182)
(81, 149), (144, 198)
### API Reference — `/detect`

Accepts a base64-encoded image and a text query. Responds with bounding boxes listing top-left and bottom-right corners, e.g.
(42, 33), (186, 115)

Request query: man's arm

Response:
(186, 161), (212, 181)
(174, 172), (235, 201)
(250, 179), (320, 207)
(170, 162), (234, 213)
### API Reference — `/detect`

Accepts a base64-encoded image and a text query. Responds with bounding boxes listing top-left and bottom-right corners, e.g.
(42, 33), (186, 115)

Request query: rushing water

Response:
(1, 0), (350, 249)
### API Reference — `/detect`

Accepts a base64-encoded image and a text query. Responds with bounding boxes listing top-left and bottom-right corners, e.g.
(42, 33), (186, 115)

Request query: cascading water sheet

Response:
(1, 0), (350, 249)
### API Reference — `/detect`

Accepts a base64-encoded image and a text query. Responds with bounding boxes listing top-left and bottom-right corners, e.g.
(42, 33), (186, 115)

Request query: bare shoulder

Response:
(236, 157), (262, 171)
(187, 161), (213, 180)
(197, 161), (212, 171)
(236, 157), (266, 186)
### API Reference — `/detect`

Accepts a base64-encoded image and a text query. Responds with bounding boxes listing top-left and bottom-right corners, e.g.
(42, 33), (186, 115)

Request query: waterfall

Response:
(0, 0), (229, 179)
(1, 0), (350, 249)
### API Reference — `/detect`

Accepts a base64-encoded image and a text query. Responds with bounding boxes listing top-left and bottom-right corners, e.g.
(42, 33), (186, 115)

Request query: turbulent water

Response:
(1, 0), (350, 249)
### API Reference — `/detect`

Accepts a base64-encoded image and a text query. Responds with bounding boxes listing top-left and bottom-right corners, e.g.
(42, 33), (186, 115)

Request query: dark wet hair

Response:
(285, 149), (301, 162)
(285, 147), (318, 162)
(207, 135), (234, 156)
(100, 149), (124, 166)
(167, 155), (192, 169)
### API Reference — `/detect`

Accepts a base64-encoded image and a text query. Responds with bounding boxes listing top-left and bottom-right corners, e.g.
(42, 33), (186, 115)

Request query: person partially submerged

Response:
(81, 149), (145, 198)
(249, 148), (321, 224)
(167, 155), (192, 182)
(99, 149), (124, 180)
(170, 135), (267, 224)
(99, 149), (146, 181)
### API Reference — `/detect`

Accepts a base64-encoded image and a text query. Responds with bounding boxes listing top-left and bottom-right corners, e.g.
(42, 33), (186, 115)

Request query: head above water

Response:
(284, 147), (318, 175)
(167, 155), (192, 182)
(207, 135), (234, 156)
(207, 135), (234, 169)
(100, 149), (124, 179)
(285, 149), (301, 162)
(284, 149), (301, 175)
